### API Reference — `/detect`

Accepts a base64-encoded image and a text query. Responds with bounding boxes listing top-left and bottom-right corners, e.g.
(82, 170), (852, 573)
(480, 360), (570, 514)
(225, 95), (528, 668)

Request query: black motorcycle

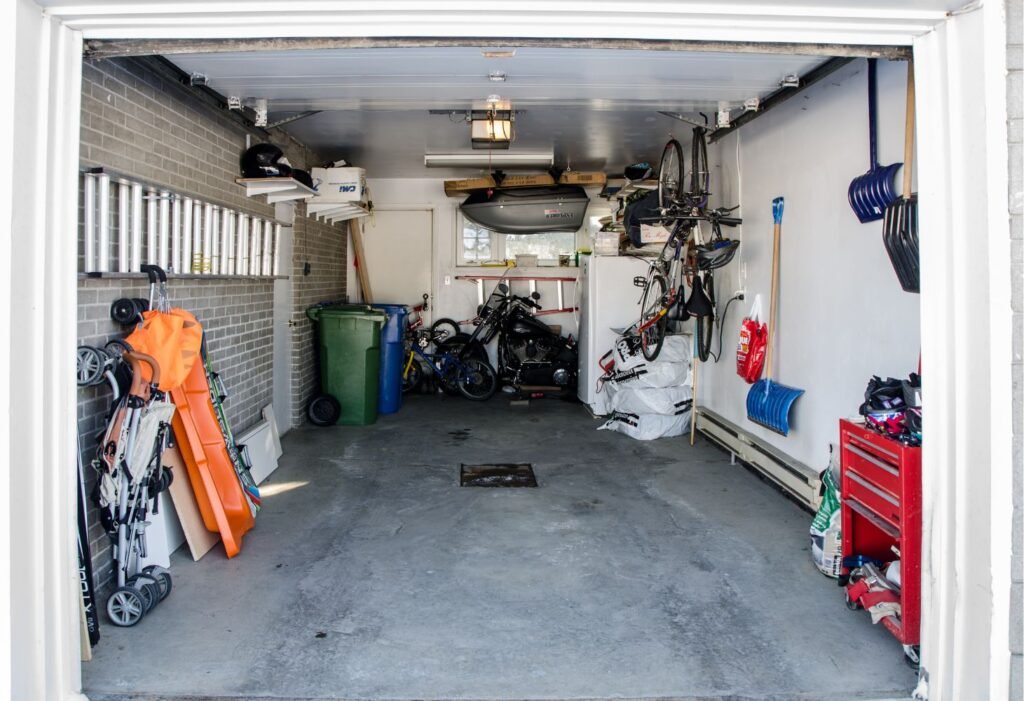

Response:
(433, 283), (578, 395)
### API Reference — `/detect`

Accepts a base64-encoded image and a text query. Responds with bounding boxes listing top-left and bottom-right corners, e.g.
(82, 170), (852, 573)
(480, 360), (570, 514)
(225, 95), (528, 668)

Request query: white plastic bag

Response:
(598, 410), (690, 440)
(608, 384), (692, 416)
(602, 360), (690, 390)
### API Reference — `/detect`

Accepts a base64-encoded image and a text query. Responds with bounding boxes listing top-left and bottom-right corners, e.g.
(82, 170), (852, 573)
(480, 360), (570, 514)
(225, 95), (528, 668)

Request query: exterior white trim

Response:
(914, 3), (1013, 698)
(8, 2), (88, 700)
(7, 2), (1012, 700)
(42, 1), (947, 45)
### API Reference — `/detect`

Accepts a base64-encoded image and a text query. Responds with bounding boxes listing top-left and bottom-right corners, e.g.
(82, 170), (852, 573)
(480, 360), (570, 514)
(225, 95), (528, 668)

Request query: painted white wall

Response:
(699, 58), (921, 471)
(361, 178), (609, 338)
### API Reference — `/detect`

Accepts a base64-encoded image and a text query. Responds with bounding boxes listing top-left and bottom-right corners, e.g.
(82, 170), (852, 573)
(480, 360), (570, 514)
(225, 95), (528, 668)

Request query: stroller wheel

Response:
(76, 346), (106, 387)
(107, 587), (146, 626)
(142, 565), (173, 601)
(128, 574), (160, 612)
(110, 297), (142, 325)
(104, 338), (133, 359)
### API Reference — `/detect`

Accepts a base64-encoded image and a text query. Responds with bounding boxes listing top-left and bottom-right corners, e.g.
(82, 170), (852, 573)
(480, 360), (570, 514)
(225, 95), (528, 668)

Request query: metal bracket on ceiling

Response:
(709, 56), (854, 143)
(716, 102), (732, 128)
(227, 96), (242, 110)
(253, 98), (268, 127)
(657, 111), (711, 130)
(743, 97), (761, 113)
(266, 110), (324, 129)
(429, 109), (525, 121)
(188, 72), (208, 87)
(780, 74), (801, 88)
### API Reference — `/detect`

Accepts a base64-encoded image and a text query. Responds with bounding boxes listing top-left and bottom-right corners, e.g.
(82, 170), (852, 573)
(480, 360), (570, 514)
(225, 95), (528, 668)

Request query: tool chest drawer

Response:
(839, 419), (922, 649)
(842, 438), (901, 497)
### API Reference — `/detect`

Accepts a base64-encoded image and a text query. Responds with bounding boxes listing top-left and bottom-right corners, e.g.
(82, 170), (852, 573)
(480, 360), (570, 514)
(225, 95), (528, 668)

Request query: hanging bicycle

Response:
(631, 123), (742, 361)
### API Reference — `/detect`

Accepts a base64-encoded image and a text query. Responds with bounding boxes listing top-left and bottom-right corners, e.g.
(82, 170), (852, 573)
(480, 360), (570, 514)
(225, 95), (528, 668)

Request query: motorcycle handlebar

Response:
(511, 295), (542, 310)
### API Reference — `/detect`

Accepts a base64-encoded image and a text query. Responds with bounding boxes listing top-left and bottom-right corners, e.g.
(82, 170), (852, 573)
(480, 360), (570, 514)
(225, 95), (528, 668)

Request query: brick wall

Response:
(289, 203), (349, 427)
(77, 278), (274, 590)
(1007, 0), (1023, 696)
(77, 56), (344, 594)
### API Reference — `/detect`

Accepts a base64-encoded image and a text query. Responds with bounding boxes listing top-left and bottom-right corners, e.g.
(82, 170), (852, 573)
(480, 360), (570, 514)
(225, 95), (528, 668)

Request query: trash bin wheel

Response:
(307, 393), (342, 426)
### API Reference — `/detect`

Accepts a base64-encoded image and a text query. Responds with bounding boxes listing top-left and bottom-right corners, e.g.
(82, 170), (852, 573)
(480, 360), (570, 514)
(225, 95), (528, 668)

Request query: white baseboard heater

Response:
(696, 407), (822, 511)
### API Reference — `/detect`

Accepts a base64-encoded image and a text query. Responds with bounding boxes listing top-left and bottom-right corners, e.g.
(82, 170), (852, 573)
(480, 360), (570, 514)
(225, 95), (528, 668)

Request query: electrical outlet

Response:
(444, 275), (451, 286)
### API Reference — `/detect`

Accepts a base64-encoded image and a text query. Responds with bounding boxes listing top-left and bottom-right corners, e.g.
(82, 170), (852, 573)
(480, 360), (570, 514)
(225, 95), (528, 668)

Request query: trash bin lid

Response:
(306, 303), (376, 321)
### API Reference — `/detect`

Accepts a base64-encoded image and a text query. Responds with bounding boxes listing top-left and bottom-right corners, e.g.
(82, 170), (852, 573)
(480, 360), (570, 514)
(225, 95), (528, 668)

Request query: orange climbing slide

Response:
(170, 359), (254, 558)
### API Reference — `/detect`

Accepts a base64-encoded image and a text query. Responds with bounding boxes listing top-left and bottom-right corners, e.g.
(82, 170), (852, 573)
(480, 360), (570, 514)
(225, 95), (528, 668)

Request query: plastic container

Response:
(306, 304), (386, 425)
(371, 303), (409, 415)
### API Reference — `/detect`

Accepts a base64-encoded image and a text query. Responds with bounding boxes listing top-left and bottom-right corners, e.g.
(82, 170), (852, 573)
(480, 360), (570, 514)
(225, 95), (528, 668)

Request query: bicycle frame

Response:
(404, 334), (470, 385)
(635, 220), (691, 334)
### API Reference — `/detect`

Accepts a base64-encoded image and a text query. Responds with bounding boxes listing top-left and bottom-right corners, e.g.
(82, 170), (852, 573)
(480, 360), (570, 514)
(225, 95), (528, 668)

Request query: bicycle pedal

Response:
(633, 276), (647, 288)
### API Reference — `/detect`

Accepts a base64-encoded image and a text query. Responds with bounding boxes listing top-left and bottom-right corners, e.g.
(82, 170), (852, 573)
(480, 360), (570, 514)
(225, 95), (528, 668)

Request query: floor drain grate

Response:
(460, 463), (538, 488)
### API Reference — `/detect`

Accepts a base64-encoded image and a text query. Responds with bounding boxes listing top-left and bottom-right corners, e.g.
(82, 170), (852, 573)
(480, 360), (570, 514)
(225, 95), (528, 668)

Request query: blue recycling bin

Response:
(371, 303), (409, 414)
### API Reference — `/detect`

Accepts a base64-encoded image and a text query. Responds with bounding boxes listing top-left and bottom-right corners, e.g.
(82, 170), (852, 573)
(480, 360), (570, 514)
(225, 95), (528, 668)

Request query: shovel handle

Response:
(902, 61), (915, 198)
(867, 58), (879, 170)
(766, 198), (784, 382)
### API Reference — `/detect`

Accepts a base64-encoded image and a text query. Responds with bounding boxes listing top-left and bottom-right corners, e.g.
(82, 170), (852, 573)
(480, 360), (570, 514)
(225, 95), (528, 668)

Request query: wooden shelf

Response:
(307, 202), (370, 225)
(235, 177), (316, 203)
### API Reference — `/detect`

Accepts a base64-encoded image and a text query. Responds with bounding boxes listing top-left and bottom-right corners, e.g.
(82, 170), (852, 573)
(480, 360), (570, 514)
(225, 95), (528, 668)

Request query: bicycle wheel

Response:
(429, 318), (461, 345)
(458, 358), (498, 401)
(639, 273), (668, 361)
(695, 273), (715, 362)
(658, 139), (683, 210)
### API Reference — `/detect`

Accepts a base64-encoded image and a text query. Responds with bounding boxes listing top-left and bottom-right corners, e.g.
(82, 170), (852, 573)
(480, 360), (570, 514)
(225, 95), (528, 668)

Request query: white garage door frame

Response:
(4, 3), (1011, 700)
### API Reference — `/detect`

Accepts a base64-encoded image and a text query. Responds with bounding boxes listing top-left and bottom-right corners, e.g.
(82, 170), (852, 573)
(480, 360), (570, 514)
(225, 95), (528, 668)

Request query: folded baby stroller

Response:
(93, 350), (176, 626)
(91, 265), (204, 626)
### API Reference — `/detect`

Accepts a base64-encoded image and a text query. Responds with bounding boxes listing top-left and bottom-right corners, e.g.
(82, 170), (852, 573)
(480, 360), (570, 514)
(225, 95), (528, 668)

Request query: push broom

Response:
(746, 197), (804, 435)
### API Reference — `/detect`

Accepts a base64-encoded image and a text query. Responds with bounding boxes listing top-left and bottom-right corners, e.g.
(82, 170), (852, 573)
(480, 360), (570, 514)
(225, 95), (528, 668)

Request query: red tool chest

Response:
(839, 419), (922, 649)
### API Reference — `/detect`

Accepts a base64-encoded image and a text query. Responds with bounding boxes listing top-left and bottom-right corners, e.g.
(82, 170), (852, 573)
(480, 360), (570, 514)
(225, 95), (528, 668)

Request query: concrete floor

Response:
(84, 395), (916, 701)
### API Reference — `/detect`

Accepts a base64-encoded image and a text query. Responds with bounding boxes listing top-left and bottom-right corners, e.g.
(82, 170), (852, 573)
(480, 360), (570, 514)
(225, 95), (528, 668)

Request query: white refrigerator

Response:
(577, 254), (651, 415)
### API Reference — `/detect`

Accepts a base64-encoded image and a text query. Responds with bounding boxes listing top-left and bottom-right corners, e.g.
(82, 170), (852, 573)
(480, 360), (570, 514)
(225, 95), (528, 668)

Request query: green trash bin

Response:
(306, 304), (387, 425)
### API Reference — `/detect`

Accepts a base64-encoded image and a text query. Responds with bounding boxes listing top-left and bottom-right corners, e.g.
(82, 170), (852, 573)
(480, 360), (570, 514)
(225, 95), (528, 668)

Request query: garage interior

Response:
(75, 39), (928, 701)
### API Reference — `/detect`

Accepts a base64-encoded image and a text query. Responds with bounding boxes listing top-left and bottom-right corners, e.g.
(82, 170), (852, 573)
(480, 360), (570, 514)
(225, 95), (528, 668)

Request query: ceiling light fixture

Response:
(472, 96), (514, 149)
(424, 152), (554, 169)
(481, 49), (516, 58)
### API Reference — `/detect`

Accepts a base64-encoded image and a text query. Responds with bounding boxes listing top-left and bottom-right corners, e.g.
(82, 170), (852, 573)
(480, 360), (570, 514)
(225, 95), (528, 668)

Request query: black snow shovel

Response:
(848, 59), (902, 223)
(883, 61), (920, 293)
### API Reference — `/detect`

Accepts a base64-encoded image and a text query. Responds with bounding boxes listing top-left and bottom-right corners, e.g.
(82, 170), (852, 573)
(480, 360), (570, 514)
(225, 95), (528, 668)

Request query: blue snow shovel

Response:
(746, 197), (804, 435)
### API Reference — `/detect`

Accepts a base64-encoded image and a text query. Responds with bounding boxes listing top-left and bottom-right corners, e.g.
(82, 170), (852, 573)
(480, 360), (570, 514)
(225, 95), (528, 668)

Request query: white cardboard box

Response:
(311, 167), (366, 202)
(640, 223), (672, 244)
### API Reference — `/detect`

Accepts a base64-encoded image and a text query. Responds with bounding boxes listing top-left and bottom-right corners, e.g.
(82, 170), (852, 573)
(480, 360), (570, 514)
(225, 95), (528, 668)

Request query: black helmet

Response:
(696, 239), (740, 271)
(624, 162), (654, 181)
(291, 168), (314, 190)
(240, 143), (289, 178)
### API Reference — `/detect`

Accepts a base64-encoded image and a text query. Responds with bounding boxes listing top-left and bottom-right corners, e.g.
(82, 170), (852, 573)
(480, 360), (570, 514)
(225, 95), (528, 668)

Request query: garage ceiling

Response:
(167, 46), (845, 177)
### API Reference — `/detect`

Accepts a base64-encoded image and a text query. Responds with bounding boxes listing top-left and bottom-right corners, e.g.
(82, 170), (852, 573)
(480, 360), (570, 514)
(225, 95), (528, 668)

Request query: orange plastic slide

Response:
(170, 359), (254, 558)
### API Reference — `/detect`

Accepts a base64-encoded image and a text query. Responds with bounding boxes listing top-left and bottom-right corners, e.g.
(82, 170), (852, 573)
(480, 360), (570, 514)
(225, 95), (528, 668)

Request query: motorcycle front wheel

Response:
(457, 358), (498, 401)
